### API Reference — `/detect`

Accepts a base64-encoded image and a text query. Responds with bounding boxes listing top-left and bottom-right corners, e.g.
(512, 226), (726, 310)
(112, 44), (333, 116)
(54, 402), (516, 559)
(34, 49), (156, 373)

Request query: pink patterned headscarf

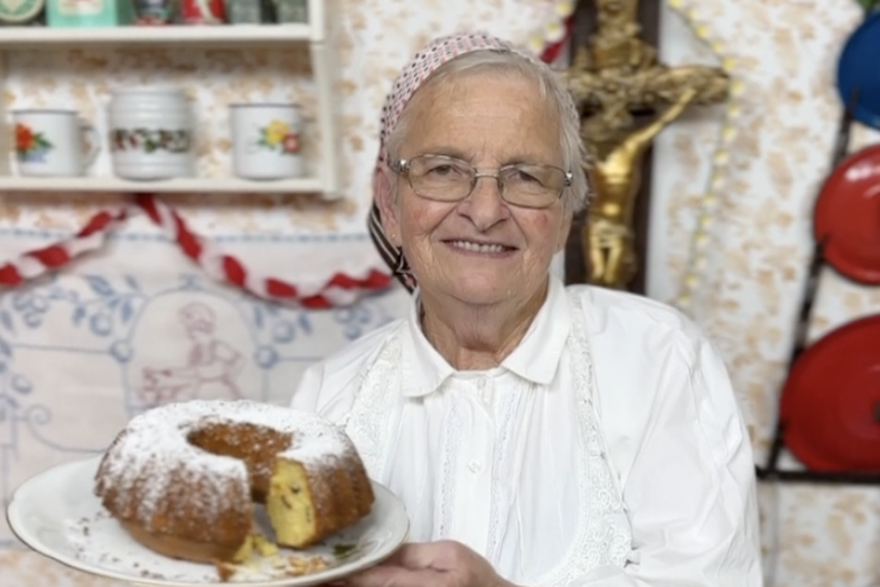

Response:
(367, 32), (539, 292)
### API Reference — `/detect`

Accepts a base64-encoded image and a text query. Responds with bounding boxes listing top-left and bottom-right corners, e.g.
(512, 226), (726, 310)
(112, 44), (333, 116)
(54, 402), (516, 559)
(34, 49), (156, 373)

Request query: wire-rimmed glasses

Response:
(391, 154), (571, 209)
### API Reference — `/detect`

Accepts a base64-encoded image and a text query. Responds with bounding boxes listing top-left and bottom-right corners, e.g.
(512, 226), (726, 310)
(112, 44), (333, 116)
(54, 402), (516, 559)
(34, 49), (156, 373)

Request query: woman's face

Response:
(377, 71), (572, 308)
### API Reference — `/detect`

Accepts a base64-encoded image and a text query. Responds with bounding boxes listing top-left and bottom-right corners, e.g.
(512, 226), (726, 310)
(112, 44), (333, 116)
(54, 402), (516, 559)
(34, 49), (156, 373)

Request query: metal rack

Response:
(756, 6), (880, 484)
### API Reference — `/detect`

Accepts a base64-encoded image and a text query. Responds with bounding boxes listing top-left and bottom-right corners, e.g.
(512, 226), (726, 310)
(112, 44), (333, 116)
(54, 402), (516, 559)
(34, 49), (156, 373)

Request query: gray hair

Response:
(384, 49), (590, 215)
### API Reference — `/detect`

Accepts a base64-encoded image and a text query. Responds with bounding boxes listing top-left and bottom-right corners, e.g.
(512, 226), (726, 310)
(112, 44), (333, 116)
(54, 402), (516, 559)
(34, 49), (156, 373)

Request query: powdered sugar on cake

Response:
(95, 399), (358, 521)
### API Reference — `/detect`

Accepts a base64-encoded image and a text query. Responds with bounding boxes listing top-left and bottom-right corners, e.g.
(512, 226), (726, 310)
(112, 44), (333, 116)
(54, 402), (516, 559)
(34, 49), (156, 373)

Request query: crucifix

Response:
(562, 0), (730, 291)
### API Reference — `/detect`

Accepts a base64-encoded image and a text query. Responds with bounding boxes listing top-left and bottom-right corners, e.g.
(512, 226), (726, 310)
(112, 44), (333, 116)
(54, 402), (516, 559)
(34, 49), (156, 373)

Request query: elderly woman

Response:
(292, 33), (762, 587)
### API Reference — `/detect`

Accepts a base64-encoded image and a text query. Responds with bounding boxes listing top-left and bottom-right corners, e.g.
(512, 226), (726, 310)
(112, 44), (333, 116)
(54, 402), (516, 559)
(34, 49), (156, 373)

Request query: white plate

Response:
(6, 456), (409, 586)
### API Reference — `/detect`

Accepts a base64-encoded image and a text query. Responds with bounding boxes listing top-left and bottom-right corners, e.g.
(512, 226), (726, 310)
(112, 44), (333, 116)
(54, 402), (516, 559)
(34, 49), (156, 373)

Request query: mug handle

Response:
(79, 119), (101, 169)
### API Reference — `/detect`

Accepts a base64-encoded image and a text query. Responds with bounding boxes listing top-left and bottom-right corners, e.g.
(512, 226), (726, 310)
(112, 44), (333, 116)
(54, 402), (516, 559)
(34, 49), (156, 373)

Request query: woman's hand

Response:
(341, 540), (519, 587)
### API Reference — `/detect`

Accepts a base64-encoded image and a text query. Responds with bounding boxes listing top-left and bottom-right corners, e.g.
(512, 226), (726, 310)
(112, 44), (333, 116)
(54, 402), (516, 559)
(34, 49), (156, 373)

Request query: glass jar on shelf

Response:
(274, 0), (305, 23)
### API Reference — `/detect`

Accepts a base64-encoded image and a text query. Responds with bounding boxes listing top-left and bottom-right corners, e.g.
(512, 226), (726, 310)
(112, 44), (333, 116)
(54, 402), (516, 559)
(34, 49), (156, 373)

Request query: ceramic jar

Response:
(108, 86), (193, 181)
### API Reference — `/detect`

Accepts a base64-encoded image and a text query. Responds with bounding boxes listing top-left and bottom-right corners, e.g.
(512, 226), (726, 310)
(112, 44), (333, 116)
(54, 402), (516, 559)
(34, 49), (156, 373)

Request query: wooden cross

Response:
(562, 0), (730, 290)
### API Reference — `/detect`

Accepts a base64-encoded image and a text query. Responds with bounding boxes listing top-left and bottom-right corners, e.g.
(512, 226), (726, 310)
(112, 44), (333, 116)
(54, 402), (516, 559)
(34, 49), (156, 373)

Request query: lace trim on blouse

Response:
(532, 291), (632, 586)
(342, 333), (401, 479)
(438, 397), (463, 537)
(486, 386), (526, 563)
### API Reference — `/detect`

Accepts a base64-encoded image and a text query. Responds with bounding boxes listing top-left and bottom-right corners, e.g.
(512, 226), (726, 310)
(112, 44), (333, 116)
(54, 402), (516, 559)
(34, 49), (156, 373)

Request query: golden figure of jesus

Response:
(563, 0), (730, 289)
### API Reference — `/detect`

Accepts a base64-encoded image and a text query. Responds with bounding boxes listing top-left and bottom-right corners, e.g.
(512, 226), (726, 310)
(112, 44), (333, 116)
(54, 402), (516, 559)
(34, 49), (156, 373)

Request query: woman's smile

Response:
(443, 239), (518, 255)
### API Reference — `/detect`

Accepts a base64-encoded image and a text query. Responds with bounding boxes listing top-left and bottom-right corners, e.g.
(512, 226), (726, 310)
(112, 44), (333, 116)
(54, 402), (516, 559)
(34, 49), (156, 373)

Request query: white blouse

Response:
(291, 275), (763, 586)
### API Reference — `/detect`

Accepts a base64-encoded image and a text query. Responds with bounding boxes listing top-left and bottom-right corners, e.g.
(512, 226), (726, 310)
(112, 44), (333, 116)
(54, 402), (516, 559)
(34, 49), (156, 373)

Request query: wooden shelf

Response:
(0, 176), (328, 194)
(0, 0), (341, 198)
(0, 24), (316, 48)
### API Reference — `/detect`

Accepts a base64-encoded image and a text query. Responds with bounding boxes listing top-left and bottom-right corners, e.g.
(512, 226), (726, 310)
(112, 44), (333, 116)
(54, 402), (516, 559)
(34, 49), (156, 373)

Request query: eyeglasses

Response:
(391, 154), (571, 209)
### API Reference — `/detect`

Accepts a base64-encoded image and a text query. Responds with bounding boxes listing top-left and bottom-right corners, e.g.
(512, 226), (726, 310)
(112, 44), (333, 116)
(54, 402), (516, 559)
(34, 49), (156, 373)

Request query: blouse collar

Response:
(400, 274), (572, 398)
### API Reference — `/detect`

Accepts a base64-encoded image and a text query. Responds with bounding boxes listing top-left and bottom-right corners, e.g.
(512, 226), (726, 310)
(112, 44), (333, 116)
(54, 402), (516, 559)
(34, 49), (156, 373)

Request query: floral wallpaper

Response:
(652, 1), (880, 586)
(2, 0), (880, 586)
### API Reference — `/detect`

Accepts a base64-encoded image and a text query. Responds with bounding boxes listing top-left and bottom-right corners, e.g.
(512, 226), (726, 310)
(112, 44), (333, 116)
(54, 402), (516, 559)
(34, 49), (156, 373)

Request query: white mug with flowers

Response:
(11, 109), (100, 177)
(229, 103), (304, 180)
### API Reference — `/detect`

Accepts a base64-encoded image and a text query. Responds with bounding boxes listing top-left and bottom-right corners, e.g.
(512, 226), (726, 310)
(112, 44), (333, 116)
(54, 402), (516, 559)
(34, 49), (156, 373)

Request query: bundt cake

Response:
(94, 399), (374, 564)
